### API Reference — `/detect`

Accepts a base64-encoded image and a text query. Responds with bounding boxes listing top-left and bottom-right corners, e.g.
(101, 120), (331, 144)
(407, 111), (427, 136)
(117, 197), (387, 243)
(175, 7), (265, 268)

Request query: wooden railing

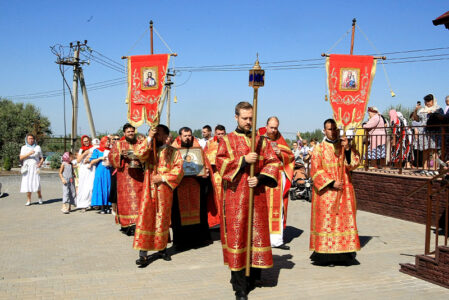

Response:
(408, 170), (449, 255)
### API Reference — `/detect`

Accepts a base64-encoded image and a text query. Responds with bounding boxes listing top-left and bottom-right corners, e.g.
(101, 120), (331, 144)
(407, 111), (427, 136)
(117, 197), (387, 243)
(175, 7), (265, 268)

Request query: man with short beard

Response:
(133, 124), (184, 265)
(216, 102), (279, 299)
(109, 123), (145, 235)
(171, 127), (214, 250)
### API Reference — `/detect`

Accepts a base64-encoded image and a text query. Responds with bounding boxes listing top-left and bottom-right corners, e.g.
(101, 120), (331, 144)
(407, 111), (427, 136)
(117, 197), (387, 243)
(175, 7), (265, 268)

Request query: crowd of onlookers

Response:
(19, 133), (121, 214)
(361, 94), (449, 174)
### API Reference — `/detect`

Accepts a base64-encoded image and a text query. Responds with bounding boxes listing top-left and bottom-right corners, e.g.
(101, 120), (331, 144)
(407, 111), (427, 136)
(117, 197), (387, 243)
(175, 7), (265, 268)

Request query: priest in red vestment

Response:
(216, 102), (279, 299)
(109, 123), (144, 235)
(204, 124), (227, 228)
(258, 117), (294, 250)
(310, 118), (361, 266)
(171, 127), (213, 250)
(133, 124), (184, 265)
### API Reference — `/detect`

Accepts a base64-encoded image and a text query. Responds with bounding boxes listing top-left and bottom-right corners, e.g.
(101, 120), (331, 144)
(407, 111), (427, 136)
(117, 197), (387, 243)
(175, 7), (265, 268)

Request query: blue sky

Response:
(1, 1), (448, 140)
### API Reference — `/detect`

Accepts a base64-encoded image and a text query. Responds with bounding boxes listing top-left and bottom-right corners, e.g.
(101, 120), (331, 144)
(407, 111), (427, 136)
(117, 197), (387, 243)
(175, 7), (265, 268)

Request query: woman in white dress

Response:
(75, 135), (96, 211)
(20, 134), (44, 206)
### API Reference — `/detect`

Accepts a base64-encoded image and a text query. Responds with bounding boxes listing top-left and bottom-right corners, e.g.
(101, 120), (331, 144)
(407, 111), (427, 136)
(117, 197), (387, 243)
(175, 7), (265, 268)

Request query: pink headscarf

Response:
(389, 109), (399, 125)
(62, 152), (71, 163)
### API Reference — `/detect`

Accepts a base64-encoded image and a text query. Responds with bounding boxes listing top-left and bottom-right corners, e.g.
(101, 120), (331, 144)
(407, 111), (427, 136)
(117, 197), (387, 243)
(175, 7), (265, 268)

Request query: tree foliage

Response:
(299, 129), (324, 143)
(0, 98), (52, 167)
(381, 104), (415, 126)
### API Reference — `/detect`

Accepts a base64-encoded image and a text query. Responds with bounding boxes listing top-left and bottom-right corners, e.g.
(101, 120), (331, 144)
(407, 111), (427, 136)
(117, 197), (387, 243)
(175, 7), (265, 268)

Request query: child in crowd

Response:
(59, 152), (76, 214)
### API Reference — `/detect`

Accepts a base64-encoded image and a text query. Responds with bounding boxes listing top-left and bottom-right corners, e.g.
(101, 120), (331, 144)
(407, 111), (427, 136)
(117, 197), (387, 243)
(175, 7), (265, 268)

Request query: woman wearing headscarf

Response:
(75, 135), (96, 211)
(20, 134), (44, 205)
(412, 94), (444, 172)
(390, 110), (414, 168)
(89, 136), (112, 214)
(363, 107), (387, 168)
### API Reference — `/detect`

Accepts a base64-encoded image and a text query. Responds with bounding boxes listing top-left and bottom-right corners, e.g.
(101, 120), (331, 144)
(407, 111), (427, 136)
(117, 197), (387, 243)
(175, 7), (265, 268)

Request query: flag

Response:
(326, 54), (377, 130)
(126, 54), (170, 127)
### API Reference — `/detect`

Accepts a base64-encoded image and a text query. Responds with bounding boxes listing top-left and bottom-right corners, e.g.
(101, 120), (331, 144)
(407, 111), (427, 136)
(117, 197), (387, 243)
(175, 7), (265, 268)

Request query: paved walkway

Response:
(1, 173), (448, 299)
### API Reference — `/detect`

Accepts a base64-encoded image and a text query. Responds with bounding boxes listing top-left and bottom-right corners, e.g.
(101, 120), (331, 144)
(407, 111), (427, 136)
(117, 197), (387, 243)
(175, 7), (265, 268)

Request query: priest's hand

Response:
(153, 174), (163, 184)
(148, 127), (157, 139)
(244, 152), (258, 164)
(247, 176), (258, 188)
(121, 149), (128, 159)
(273, 145), (281, 155)
(333, 180), (343, 190)
(341, 137), (350, 150)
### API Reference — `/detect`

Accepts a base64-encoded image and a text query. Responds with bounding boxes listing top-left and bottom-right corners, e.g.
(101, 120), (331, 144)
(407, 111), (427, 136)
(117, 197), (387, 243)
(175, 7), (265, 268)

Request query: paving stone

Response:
(1, 173), (449, 298)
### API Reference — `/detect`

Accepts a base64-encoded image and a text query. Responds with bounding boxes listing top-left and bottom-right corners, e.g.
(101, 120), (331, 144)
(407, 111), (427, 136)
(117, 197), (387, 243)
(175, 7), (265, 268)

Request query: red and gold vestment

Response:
(216, 131), (279, 271)
(109, 139), (144, 228)
(258, 128), (294, 234)
(132, 143), (184, 251)
(309, 140), (361, 254)
(172, 137), (204, 225)
(204, 136), (223, 228)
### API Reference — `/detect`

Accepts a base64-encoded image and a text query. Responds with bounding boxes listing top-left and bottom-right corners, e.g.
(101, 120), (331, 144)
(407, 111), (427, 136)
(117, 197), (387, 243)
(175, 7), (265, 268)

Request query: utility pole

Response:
(55, 40), (96, 152)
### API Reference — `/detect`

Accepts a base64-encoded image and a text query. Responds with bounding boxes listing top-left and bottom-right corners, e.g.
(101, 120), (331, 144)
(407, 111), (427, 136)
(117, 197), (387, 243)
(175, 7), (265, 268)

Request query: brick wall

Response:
(352, 170), (447, 225)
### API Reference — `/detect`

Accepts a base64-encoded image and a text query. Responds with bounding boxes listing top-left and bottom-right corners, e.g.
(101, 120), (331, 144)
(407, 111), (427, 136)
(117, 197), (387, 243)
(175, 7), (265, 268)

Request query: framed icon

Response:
(178, 147), (205, 176)
(141, 67), (158, 90)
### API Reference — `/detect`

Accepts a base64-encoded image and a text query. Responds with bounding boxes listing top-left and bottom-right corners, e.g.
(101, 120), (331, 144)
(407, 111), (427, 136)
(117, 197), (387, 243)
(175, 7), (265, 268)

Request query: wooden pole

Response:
(350, 18), (356, 55)
(150, 20), (154, 55)
(245, 87), (258, 277)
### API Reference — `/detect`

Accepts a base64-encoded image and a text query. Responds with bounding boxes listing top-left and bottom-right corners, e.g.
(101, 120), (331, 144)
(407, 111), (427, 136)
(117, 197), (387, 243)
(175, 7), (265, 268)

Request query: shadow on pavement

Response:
(262, 254), (295, 287)
(43, 198), (62, 204)
(359, 235), (373, 248)
(284, 226), (303, 244)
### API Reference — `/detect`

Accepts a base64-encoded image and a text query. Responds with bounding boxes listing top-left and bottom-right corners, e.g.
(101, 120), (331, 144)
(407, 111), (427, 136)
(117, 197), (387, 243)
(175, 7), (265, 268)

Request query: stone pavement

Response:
(1, 173), (449, 299)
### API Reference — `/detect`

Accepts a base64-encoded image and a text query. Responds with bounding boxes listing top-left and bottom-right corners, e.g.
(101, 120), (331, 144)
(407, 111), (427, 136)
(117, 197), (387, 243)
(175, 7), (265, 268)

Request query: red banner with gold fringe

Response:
(326, 54), (377, 130)
(126, 54), (170, 127)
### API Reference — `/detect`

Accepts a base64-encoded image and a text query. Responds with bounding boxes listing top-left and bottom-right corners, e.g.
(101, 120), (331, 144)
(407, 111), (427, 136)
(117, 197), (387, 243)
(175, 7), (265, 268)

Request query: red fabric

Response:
(80, 135), (93, 151)
(126, 54), (170, 127)
(216, 131), (279, 270)
(109, 140), (145, 227)
(97, 136), (110, 152)
(326, 54), (376, 130)
(258, 127), (295, 231)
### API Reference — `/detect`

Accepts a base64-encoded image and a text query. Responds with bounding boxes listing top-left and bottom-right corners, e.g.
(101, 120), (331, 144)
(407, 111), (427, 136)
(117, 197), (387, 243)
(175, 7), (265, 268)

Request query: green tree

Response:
(300, 129), (324, 142)
(382, 104), (415, 126)
(0, 98), (52, 167)
(192, 129), (202, 139)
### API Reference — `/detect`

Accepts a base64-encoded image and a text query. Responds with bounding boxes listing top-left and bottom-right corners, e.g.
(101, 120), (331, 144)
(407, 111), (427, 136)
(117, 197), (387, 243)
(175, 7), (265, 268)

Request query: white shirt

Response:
(198, 138), (210, 149)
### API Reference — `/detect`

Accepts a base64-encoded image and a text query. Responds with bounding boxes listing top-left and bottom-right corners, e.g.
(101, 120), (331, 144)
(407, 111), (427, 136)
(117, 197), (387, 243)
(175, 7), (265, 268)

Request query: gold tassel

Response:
(325, 94), (328, 101)
(390, 90), (396, 97)
(174, 96), (178, 103)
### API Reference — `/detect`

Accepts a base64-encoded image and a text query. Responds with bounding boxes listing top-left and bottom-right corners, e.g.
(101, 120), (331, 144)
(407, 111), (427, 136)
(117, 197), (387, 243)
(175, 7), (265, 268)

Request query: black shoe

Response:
(135, 256), (148, 266)
(158, 249), (172, 261)
(274, 244), (290, 250)
(235, 291), (248, 300)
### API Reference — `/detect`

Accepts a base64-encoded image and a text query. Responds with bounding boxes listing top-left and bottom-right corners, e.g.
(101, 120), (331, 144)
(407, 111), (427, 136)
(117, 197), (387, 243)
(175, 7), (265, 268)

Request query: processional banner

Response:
(126, 54), (170, 127)
(326, 54), (377, 130)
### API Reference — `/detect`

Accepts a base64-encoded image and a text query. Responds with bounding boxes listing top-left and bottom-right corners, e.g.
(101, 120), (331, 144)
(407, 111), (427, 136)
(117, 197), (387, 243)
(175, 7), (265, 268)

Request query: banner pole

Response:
(150, 20), (154, 55)
(350, 18), (356, 55)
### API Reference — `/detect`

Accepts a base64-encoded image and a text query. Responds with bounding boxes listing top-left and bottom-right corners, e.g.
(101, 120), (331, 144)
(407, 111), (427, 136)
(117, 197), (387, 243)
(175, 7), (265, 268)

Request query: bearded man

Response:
(258, 117), (294, 250)
(171, 127), (213, 250)
(204, 124), (227, 228)
(109, 123), (145, 235)
(216, 101), (279, 300)
(134, 124), (184, 265)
